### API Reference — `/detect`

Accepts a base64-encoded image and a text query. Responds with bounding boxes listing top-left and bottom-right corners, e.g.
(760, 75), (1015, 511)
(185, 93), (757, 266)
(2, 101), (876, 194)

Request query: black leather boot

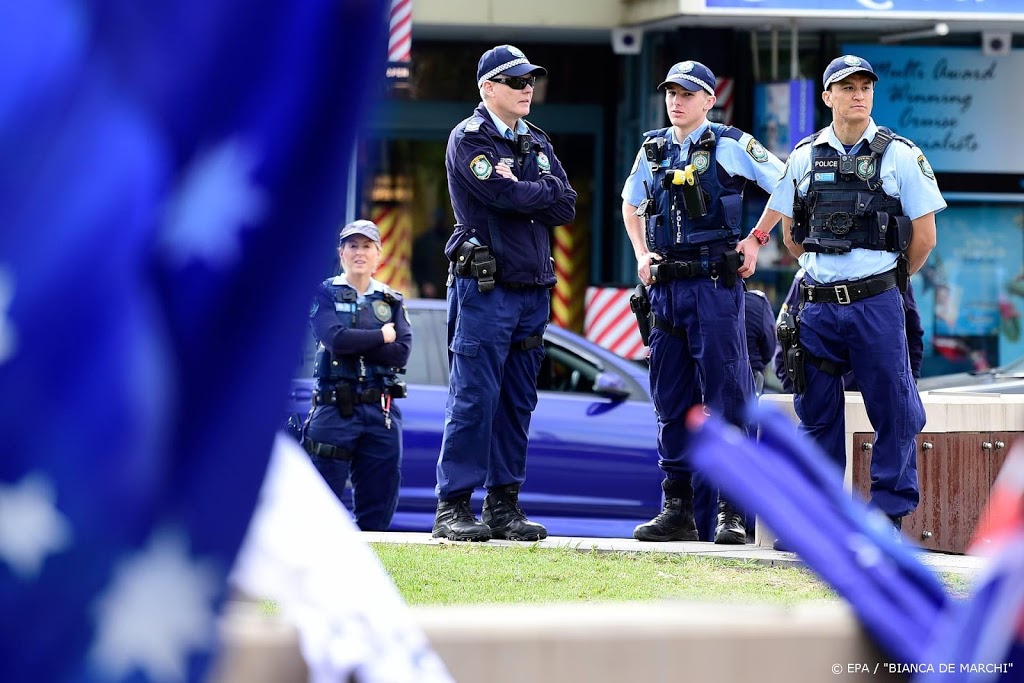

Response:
(482, 485), (547, 541)
(714, 498), (746, 545)
(633, 478), (698, 542)
(431, 495), (492, 542)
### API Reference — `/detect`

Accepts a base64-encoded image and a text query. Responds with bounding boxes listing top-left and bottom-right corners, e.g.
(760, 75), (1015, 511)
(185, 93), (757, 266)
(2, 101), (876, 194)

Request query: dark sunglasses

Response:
(489, 75), (537, 90)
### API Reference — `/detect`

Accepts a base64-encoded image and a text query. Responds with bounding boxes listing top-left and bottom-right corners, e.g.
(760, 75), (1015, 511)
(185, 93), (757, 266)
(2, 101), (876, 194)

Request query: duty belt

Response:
(800, 269), (899, 305)
(313, 386), (386, 406)
(650, 251), (742, 286)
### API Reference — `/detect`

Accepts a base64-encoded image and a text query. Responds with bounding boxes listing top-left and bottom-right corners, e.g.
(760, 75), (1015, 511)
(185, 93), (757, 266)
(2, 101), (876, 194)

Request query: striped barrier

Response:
(552, 224), (587, 334)
(584, 286), (647, 360)
(372, 204), (412, 295)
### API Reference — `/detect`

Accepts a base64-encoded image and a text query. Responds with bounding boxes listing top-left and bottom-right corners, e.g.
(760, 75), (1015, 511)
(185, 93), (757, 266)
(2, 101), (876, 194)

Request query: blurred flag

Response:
(687, 404), (950, 665)
(0, 0), (390, 680)
(229, 434), (454, 683)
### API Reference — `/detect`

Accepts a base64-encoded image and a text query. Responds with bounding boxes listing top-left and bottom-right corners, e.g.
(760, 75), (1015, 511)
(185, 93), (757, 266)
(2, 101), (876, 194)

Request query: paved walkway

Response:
(364, 531), (988, 577)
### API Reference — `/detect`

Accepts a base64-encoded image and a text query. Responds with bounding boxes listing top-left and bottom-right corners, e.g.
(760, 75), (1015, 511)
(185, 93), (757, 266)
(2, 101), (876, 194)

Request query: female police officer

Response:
(304, 219), (412, 531)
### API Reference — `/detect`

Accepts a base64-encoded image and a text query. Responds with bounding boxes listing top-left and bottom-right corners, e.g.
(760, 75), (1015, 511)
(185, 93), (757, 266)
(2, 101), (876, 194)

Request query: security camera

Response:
(982, 31), (1012, 56)
(612, 27), (644, 55)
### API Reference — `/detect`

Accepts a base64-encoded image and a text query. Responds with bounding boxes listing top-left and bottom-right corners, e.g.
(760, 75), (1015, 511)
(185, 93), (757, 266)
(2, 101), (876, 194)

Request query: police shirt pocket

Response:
(450, 336), (480, 358)
(720, 194), (743, 229)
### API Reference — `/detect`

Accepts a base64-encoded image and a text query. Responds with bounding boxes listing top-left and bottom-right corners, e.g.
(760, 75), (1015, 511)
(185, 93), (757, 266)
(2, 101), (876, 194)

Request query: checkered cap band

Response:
(478, 58), (529, 87)
(666, 74), (714, 96)
(824, 65), (876, 88)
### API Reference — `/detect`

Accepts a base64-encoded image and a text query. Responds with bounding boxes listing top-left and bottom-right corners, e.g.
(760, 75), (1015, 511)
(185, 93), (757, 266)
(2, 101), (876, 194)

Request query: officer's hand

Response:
(381, 322), (397, 344)
(637, 252), (662, 286)
(495, 162), (518, 182)
(736, 237), (760, 279)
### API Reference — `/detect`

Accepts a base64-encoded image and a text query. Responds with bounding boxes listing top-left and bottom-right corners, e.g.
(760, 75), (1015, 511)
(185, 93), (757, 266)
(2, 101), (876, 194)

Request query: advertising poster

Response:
(753, 80), (816, 161)
(916, 205), (1024, 374)
(842, 43), (1024, 174)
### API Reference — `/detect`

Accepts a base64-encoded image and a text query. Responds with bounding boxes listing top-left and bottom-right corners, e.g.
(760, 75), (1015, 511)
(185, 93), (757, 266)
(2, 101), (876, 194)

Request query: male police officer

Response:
(765, 55), (943, 533)
(433, 45), (576, 542)
(305, 220), (412, 531)
(622, 60), (785, 544)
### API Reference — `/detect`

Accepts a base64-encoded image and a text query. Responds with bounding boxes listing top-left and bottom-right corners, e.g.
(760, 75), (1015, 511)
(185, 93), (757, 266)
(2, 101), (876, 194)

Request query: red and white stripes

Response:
(713, 77), (734, 126)
(388, 0), (412, 63)
(584, 287), (647, 361)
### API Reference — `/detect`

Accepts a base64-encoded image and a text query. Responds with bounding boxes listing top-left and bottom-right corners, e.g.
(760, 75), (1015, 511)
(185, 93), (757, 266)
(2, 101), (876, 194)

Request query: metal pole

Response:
(770, 27), (779, 81)
(790, 20), (799, 80)
(750, 31), (761, 82)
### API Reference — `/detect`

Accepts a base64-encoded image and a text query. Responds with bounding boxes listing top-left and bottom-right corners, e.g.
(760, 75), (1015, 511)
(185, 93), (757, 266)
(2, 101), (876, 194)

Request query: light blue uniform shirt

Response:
(765, 118), (946, 283)
(485, 106), (527, 140)
(621, 119), (785, 207)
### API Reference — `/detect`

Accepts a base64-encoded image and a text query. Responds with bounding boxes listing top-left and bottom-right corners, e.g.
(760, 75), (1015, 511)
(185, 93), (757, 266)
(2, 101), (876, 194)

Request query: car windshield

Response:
(988, 355), (1024, 378)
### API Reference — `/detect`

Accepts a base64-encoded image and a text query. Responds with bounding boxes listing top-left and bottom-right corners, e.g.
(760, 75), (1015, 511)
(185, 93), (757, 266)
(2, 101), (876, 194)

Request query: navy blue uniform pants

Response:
(648, 276), (755, 539)
(306, 401), (402, 531)
(436, 277), (548, 500)
(793, 286), (925, 517)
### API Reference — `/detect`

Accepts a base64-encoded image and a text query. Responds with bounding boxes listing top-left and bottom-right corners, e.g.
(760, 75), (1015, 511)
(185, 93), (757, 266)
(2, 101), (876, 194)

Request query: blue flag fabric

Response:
(0, 0), (388, 680)
(687, 404), (951, 665)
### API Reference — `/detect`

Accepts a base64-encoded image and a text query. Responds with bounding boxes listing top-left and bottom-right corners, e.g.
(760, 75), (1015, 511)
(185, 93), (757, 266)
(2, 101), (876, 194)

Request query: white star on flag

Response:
(0, 473), (71, 580)
(160, 139), (267, 269)
(90, 528), (220, 683)
(0, 266), (17, 365)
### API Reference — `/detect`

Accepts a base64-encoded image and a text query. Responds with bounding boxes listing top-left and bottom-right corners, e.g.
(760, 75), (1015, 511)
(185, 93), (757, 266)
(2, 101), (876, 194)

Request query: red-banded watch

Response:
(750, 228), (770, 246)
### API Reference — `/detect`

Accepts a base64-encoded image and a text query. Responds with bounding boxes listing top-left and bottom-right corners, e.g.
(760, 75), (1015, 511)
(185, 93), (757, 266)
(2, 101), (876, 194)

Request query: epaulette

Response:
(382, 286), (404, 303)
(524, 119), (551, 141)
(463, 115), (486, 134)
(795, 127), (828, 150)
(713, 123), (743, 142)
(749, 289), (768, 299)
(642, 127), (671, 140)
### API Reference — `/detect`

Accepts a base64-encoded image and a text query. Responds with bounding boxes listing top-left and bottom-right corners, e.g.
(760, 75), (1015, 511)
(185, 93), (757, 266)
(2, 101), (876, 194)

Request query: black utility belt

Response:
(313, 385), (400, 407)
(800, 269), (898, 305)
(650, 251), (742, 284)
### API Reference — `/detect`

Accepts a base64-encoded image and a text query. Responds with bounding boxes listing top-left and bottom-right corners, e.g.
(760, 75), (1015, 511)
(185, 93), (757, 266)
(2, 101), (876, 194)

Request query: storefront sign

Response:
(703, 0), (1024, 14)
(841, 44), (1023, 174)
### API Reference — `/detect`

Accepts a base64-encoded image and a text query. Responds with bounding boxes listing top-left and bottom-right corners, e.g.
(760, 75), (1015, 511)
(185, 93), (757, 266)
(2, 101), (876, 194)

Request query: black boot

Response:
(714, 498), (746, 545)
(432, 495), (491, 542)
(482, 485), (547, 541)
(633, 478), (698, 542)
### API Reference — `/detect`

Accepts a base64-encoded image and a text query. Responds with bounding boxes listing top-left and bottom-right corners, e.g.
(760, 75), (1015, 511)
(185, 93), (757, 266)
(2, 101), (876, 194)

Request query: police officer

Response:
(433, 45), (577, 542)
(305, 220), (412, 532)
(745, 286), (776, 395)
(773, 268), (924, 392)
(763, 55), (944, 533)
(622, 60), (785, 544)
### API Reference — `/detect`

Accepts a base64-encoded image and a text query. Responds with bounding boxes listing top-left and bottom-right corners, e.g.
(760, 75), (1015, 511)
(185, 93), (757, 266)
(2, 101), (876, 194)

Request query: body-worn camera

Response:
(643, 138), (666, 166)
(839, 154), (856, 175)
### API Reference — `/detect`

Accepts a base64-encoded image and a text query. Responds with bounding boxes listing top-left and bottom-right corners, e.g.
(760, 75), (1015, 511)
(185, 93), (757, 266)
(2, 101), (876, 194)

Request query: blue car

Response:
(288, 298), (663, 538)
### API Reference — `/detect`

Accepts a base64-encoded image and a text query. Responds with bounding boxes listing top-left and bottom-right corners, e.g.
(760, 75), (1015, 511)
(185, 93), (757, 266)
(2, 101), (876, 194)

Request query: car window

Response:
(538, 340), (609, 395)
(406, 307), (445, 386)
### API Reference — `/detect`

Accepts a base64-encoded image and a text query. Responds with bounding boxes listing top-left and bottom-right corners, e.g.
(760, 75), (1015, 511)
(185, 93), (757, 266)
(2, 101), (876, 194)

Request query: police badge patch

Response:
(372, 300), (392, 323)
(855, 155), (876, 180)
(537, 152), (551, 172)
(746, 138), (769, 163)
(470, 154), (493, 180)
(917, 154), (935, 179)
(691, 150), (710, 174)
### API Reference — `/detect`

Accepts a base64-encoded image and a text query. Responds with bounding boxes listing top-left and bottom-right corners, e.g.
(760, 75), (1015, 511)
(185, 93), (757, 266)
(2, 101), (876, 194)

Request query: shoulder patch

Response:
(470, 154), (493, 180)
(917, 154), (935, 179)
(746, 138), (770, 163)
(464, 116), (484, 133)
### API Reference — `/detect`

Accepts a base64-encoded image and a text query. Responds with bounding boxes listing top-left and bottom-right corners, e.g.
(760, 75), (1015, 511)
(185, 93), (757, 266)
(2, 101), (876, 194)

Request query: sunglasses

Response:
(489, 75), (537, 90)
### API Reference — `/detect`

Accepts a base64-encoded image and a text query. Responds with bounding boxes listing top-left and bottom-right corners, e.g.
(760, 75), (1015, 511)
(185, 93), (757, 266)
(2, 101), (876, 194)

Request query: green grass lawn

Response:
(372, 543), (839, 606)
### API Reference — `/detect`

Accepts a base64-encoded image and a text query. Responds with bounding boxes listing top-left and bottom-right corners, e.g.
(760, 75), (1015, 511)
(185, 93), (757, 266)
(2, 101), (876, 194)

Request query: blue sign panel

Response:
(706, 0), (1024, 13)
(753, 80), (815, 161)
(843, 44), (1024, 174)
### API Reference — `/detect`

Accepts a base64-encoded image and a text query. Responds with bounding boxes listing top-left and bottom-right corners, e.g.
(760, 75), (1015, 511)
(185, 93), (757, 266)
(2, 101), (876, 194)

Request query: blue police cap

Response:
(822, 55), (878, 88)
(476, 45), (547, 88)
(339, 219), (381, 246)
(657, 60), (716, 96)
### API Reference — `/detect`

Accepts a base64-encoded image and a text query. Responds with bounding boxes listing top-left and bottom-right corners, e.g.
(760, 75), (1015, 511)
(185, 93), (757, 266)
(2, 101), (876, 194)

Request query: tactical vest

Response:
(794, 128), (907, 254)
(313, 281), (403, 387)
(643, 124), (747, 256)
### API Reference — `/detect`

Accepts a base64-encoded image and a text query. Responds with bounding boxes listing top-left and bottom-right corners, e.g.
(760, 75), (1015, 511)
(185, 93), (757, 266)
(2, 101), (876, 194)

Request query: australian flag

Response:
(0, 0), (388, 680)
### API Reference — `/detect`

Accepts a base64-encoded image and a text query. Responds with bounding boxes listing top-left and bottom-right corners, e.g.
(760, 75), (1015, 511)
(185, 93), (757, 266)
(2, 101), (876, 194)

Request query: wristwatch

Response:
(750, 228), (771, 246)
